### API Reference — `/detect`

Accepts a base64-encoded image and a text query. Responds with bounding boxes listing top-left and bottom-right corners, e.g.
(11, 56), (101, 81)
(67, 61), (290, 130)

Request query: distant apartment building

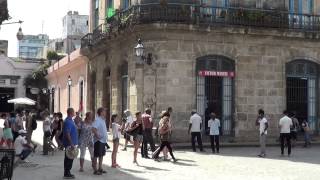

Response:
(62, 11), (89, 54)
(18, 34), (49, 59)
(47, 39), (64, 54)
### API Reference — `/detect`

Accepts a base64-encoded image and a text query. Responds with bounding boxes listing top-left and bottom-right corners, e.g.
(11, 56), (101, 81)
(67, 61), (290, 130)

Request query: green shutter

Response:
(107, 8), (115, 18)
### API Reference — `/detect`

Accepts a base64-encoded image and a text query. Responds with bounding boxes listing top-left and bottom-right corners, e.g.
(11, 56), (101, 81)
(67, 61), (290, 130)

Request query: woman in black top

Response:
(128, 111), (144, 165)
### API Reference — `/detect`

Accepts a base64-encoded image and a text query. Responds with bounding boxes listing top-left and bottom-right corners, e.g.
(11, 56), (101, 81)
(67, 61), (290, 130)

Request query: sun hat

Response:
(66, 146), (79, 159)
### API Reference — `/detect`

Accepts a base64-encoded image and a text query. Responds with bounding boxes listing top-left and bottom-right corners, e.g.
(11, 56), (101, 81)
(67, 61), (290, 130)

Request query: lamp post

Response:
(42, 87), (55, 114)
(1, 20), (24, 40)
(134, 38), (152, 65)
(67, 75), (72, 108)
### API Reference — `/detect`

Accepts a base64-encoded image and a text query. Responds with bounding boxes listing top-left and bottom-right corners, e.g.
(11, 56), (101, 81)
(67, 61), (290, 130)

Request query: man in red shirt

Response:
(141, 108), (156, 158)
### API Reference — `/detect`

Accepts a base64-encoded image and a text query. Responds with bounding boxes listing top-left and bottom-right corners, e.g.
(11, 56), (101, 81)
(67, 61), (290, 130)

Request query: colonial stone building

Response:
(81, 0), (320, 142)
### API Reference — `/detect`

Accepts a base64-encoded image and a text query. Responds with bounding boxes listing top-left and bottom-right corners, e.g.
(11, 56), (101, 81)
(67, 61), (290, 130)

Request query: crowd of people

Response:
(56, 107), (177, 179)
(0, 105), (314, 179)
(0, 110), (38, 162)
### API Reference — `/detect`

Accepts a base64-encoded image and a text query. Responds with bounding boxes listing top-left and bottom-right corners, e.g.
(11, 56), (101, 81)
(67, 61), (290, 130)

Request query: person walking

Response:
(43, 111), (53, 155)
(111, 114), (121, 168)
(128, 112), (144, 165)
(188, 110), (204, 152)
(290, 112), (299, 147)
(279, 110), (293, 157)
(92, 108), (108, 175)
(255, 109), (268, 157)
(78, 112), (94, 172)
(122, 110), (134, 151)
(153, 112), (177, 162)
(301, 119), (311, 148)
(25, 110), (37, 152)
(62, 108), (78, 179)
(208, 112), (221, 154)
(141, 108), (155, 158)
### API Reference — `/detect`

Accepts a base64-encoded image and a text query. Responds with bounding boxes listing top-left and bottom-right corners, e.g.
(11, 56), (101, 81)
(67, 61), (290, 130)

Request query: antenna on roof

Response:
(42, 20), (44, 34)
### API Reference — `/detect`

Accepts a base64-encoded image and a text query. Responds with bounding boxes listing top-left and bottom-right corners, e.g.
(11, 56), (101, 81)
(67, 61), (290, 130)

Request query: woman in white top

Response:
(111, 114), (122, 168)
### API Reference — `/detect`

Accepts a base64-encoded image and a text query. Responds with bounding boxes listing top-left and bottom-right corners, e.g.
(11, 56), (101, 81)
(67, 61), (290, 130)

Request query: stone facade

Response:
(82, 22), (320, 142)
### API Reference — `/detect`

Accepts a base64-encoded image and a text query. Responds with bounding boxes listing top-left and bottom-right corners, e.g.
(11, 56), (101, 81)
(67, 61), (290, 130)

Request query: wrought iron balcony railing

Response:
(81, 3), (320, 48)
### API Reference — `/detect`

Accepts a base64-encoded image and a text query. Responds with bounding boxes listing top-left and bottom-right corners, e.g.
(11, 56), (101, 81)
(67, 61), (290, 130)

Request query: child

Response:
(301, 120), (311, 147)
(111, 114), (122, 168)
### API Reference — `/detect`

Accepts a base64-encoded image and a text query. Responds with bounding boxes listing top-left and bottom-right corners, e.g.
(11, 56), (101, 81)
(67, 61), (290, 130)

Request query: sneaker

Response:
(98, 169), (107, 174)
(173, 159), (178, 163)
(93, 171), (102, 175)
(122, 148), (127, 151)
(63, 174), (75, 179)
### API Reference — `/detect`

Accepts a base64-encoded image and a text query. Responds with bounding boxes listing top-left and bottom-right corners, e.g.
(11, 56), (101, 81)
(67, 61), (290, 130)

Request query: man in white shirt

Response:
(14, 130), (33, 161)
(279, 110), (293, 156)
(188, 110), (204, 152)
(208, 113), (220, 153)
(256, 109), (268, 157)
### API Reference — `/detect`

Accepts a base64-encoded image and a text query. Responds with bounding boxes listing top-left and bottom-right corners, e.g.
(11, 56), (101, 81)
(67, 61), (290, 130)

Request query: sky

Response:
(0, 0), (89, 57)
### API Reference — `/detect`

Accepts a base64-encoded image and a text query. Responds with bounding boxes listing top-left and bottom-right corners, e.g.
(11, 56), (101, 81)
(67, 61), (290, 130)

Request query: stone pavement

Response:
(13, 145), (320, 180)
(8, 121), (320, 180)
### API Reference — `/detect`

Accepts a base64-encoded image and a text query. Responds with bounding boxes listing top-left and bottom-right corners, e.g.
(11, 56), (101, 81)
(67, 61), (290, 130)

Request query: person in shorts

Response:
(111, 114), (122, 168)
(122, 110), (133, 151)
(92, 108), (108, 175)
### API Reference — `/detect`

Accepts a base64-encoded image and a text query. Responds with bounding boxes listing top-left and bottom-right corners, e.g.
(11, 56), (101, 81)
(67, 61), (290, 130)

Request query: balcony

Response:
(81, 3), (320, 48)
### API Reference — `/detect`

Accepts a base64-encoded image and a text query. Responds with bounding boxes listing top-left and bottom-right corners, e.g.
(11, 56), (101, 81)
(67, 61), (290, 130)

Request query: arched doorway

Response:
(286, 59), (318, 133)
(196, 55), (235, 136)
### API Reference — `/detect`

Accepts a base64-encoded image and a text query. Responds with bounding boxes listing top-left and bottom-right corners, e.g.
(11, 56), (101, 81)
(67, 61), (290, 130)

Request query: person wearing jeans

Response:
(62, 108), (78, 179)
(188, 110), (204, 152)
(279, 110), (293, 156)
(208, 113), (221, 153)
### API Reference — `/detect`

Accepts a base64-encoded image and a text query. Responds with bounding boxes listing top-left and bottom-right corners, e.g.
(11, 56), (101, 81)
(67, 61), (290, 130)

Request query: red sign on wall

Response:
(198, 71), (235, 77)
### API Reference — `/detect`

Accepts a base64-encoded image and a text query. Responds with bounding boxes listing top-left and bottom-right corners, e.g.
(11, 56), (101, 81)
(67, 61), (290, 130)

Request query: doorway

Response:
(196, 55), (235, 136)
(286, 77), (308, 124)
(0, 88), (14, 113)
(286, 60), (318, 133)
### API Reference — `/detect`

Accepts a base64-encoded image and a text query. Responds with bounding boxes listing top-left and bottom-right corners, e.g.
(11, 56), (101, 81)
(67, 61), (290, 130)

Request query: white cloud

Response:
(0, 0), (89, 57)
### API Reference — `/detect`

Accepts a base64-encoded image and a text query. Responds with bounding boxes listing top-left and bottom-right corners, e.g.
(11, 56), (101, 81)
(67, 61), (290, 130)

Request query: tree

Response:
(46, 51), (59, 61)
(24, 62), (50, 110)
(0, 0), (9, 25)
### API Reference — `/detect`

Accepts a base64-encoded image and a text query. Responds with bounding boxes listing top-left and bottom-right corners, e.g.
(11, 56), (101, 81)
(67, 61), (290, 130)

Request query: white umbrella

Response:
(7, 97), (36, 105)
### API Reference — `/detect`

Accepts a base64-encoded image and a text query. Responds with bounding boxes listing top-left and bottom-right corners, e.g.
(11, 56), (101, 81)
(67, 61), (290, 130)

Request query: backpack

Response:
(31, 116), (37, 130)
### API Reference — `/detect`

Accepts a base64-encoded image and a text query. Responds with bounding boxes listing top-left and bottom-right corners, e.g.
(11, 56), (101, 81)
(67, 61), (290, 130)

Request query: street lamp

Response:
(134, 38), (152, 65)
(1, 20), (24, 40)
(67, 75), (72, 108)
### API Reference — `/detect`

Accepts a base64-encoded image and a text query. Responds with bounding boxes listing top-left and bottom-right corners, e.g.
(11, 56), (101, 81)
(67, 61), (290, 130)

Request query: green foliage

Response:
(46, 51), (59, 60)
(23, 63), (50, 88)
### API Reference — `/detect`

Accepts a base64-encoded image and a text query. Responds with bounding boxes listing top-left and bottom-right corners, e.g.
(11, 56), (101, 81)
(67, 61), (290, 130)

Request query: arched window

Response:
(196, 55), (235, 136)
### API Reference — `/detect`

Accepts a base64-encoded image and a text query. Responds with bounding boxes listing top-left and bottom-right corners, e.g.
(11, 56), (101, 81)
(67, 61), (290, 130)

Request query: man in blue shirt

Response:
(92, 107), (108, 175)
(63, 108), (78, 179)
